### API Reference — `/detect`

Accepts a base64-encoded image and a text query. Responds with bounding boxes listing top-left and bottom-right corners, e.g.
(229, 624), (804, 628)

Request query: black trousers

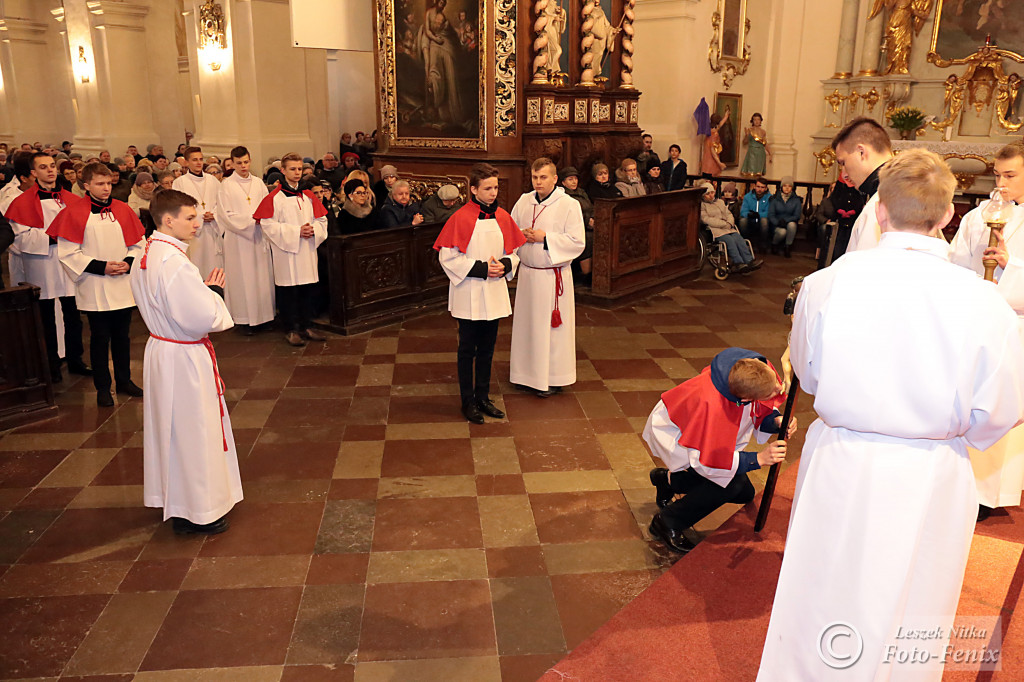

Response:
(85, 308), (134, 392)
(278, 283), (316, 332)
(457, 318), (499, 406)
(38, 296), (85, 373)
(661, 466), (756, 531)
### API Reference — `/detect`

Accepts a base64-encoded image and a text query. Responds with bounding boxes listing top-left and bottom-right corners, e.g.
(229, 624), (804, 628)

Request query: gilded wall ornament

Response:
(575, 99), (589, 123)
(527, 97), (542, 124)
(495, 0), (517, 136)
(579, 1), (597, 86)
(615, 101), (626, 123)
(869, 0), (934, 76)
(619, 0), (637, 89)
(708, 0), (751, 90)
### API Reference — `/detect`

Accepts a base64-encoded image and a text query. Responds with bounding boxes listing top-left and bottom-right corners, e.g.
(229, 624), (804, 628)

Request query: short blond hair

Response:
(877, 149), (956, 233)
(531, 157), (557, 174)
(280, 152), (303, 169)
(728, 359), (778, 401)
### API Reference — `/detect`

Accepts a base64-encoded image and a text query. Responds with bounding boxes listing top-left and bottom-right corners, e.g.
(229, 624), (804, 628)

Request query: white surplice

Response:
(949, 202), (1024, 508)
(130, 233), (242, 525)
(9, 192), (75, 299)
(438, 219), (520, 320)
(172, 172), (224, 277)
(257, 186), (328, 286)
(509, 187), (585, 391)
(0, 184), (25, 286)
(758, 232), (1024, 681)
(215, 172), (274, 325)
(57, 213), (145, 312)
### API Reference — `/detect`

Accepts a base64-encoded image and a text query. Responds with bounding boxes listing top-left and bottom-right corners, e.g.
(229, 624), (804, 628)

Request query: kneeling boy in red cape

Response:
(643, 347), (794, 553)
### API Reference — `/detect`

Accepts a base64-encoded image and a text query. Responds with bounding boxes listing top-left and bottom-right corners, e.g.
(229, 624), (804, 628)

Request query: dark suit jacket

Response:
(660, 158), (689, 191)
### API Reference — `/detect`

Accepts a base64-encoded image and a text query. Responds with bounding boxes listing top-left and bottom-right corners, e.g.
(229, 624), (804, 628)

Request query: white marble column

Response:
(832, 0), (861, 79)
(762, 0), (809, 178)
(857, 5), (884, 77)
(0, 16), (64, 146)
(52, 2), (107, 155)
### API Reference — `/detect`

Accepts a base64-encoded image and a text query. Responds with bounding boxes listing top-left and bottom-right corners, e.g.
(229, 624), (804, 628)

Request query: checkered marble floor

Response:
(0, 252), (818, 682)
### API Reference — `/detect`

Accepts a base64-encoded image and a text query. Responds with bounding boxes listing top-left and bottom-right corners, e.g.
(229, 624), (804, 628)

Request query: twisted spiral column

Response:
(532, 0), (551, 84)
(619, 0), (636, 89)
(579, 0), (596, 86)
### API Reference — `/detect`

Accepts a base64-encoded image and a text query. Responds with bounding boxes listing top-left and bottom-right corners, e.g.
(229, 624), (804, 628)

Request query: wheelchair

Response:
(699, 224), (757, 281)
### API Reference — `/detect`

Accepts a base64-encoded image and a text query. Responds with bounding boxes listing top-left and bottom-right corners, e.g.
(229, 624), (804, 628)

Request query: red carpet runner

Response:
(541, 458), (1024, 681)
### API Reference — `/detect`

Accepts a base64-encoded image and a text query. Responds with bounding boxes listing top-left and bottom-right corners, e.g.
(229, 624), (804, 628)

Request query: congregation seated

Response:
(339, 131), (359, 161)
(381, 180), (424, 228)
(698, 180), (761, 272)
(644, 165), (664, 195)
(615, 158), (647, 198)
(155, 170), (174, 191)
(373, 164), (398, 207)
(420, 184), (463, 224)
(738, 177), (772, 250)
(561, 166), (594, 285)
(108, 164), (132, 202)
(336, 178), (379, 235)
(767, 176), (801, 257)
(128, 172), (155, 217)
(587, 163), (622, 200)
(316, 152), (347, 191)
(659, 144), (689, 191)
(720, 181), (742, 224)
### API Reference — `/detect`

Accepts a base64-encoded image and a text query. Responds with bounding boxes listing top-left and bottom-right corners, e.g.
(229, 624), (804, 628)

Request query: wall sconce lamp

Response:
(77, 46), (90, 83)
(198, 0), (227, 71)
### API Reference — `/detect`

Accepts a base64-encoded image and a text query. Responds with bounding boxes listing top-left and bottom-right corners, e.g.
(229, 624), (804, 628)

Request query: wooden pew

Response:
(588, 187), (704, 305)
(0, 284), (58, 429)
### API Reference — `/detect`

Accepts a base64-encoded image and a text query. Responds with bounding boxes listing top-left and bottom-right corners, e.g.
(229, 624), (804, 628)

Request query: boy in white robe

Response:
(0, 152), (36, 289)
(758, 149), (1024, 680)
(253, 152), (329, 347)
(948, 141), (1024, 518)
(215, 145), (274, 334)
(5, 151), (89, 382)
(172, 146), (224, 277)
(49, 162), (146, 407)
(831, 117), (893, 254)
(434, 163), (525, 423)
(509, 157), (585, 396)
(130, 189), (242, 535)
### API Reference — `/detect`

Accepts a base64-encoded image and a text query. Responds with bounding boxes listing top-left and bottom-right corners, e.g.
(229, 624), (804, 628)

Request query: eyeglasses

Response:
(352, 189), (368, 196)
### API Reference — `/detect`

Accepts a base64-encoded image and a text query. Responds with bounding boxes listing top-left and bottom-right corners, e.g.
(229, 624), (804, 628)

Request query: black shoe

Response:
(172, 516), (230, 535)
(116, 381), (144, 397)
(648, 513), (697, 554)
(51, 368), (63, 384)
(513, 383), (552, 398)
(302, 328), (327, 342)
(747, 258), (764, 271)
(476, 398), (505, 419)
(97, 391), (114, 408)
(462, 401), (485, 424)
(649, 468), (674, 509)
(66, 358), (92, 376)
(783, 245), (792, 258)
(978, 505), (994, 522)
(241, 324), (257, 337)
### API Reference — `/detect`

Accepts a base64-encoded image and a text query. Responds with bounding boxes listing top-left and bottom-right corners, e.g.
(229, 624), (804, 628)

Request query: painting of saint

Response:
(392, 0), (482, 142)
(932, 0), (1024, 61)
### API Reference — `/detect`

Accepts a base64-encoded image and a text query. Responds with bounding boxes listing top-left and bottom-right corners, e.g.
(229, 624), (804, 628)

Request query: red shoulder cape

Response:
(5, 185), (80, 229)
(433, 201), (526, 254)
(661, 364), (786, 471)
(46, 197), (146, 247)
(252, 187), (328, 223)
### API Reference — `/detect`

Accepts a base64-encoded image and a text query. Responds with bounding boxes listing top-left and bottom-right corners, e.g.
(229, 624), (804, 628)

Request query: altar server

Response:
(0, 152), (36, 289)
(49, 162), (145, 407)
(215, 145), (274, 334)
(434, 163), (525, 423)
(131, 189), (241, 535)
(509, 157), (585, 396)
(832, 117), (892, 254)
(758, 149), (1024, 680)
(948, 141), (1024, 518)
(253, 152), (328, 346)
(172, 146), (223, 276)
(5, 151), (89, 381)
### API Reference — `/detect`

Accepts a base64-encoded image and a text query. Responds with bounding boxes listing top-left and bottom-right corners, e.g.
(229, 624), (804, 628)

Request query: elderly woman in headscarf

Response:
(128, 171), (157, 235)
(699, 179), (760, 273)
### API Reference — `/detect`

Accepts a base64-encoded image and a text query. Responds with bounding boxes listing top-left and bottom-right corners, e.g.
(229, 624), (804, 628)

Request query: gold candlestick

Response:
(983, 220), (1005, 282)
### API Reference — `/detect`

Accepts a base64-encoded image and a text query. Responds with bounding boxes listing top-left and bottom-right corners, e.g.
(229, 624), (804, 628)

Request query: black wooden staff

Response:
(754, 376), (798, 533)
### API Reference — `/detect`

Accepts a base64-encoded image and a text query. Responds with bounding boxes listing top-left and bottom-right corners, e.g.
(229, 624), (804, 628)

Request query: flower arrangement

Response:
(887, 106), (926, 132)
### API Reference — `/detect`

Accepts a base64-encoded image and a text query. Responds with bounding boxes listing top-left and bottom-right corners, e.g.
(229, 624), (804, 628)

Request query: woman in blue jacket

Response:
(767, 176), (802, 257)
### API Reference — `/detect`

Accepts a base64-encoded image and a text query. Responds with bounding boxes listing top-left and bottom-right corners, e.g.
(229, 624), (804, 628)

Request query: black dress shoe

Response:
(241, 324), (256, 337)
(462, 401), (485, 424)
(649, 468), (674, 509)
(648, 513), (697, 554)
(66, 359), (92, 375)
(172, 516), (230, 535)
(476, 398), (505, 419)
(978, 505), (994, 522)
(97, 391), (115, 407)
(116, 381), (144, 397)
(783, 245), (792, 258)
(51, 368), (63, 384)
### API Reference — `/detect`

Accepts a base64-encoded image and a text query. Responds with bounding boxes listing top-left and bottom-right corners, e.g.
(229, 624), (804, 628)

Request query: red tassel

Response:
(551, 309), (562, 328)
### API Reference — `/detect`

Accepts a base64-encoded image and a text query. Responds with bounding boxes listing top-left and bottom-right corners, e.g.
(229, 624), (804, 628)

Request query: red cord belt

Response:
(522, 264), (565, 328)
(149, 333), (228, 451)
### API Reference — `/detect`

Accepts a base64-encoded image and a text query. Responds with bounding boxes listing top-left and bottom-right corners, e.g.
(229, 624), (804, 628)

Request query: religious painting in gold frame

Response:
(928, 0), (1024, 65)
(708, 0), (751, 89)
(713, 92), (741, 168)
(377, 0), (487, 149)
